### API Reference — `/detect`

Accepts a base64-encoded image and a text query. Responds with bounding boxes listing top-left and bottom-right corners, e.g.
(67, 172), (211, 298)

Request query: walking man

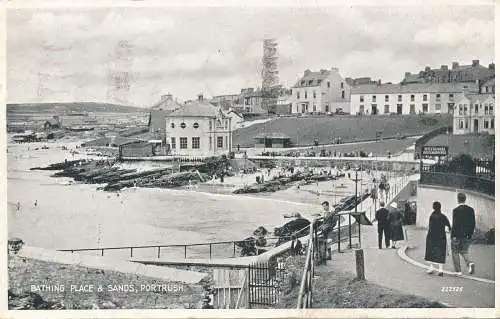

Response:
(451, 192), (476, 275)
(375, 202), (391, 249)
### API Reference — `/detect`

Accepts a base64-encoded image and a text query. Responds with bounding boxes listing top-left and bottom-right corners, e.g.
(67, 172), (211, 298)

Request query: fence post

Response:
(157, 246), (161, 258)
(130, 247), (133, 258)
(101, 249), (104, 256)
(355, 249), (365, 280)
(184, 246), (187, 259)
(209, 244), (212, 259)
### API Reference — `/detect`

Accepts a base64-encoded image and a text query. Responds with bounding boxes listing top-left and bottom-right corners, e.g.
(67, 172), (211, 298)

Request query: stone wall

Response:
(416, 184), (494, 234)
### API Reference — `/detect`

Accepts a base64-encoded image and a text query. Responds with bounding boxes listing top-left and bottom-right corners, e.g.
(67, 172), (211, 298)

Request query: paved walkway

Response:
(326, 223), (495, 307)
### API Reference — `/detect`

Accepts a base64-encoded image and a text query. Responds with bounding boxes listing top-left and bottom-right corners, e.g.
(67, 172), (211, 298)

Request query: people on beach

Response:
(388, 202), (405, 249)
(374, 202), (391, 249)
(425, 201), (451, 276)
(451, 192), (476, 275)
(34, 200), (38, 207)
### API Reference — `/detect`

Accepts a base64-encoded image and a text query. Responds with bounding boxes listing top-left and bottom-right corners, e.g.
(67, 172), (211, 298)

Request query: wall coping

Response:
(418, 183), (495, 201)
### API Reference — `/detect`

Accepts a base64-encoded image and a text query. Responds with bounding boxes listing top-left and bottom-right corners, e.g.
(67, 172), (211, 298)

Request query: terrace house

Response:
(350, 82), (479, 115)
(291, 68), (351, 115)
(453, 94), (494, 135)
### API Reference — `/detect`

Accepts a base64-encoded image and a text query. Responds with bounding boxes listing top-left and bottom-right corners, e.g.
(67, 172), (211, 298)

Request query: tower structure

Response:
(261, 39), (279, 113)
(106, 40), (134, 105)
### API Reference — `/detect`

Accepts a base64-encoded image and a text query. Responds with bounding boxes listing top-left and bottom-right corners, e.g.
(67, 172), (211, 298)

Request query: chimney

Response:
(377, 79), (382, 86)
(424, 66), (431, 72)
(198, 94), (203, 101)
(488, 63), (495, 71)
(440, 65), (448, 71)
(304, 69), (311, 76)
(472, 60), (479, 67)
(452, 62), (459, 69)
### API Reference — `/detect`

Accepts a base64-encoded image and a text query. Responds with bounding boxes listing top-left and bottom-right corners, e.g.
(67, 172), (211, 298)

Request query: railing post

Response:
(209, 244), (212, 259)
(101, 249), (104, 256)
(130, 247), (133, 258)
(157, 246), (161, 258)
(233, 242), (236, 257)
(184, 245), (187, 259)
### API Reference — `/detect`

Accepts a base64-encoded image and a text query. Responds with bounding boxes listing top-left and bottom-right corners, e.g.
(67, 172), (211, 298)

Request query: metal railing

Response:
(296, 222), (316, 308)
(420, 170), (494, 197)
(59, 239), (256, 260)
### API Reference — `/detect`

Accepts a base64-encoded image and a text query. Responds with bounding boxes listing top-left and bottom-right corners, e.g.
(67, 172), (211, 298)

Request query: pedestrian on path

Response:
(374, 202), (391, 249)
(451, 192), (476, 275)
(424, 201), (451, 276)
(388, 202), (405, 249)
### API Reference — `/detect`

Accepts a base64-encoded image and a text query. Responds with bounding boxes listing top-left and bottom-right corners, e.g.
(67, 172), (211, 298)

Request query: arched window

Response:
(180, 122), (186, 129)
(193, 122), (199, 129)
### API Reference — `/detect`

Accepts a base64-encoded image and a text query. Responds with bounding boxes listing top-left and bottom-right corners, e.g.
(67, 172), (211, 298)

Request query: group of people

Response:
(423, 192), (476, 276)
(374, 201), (406, 249)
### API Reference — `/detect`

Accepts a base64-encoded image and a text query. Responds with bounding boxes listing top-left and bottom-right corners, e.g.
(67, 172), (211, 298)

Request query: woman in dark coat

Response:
(425, 201), (451, 276)
(388, 202), (405, 248)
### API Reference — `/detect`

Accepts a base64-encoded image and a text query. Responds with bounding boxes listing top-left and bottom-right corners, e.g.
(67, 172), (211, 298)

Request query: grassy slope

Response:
(278, 256), (445, 309)
(233, 114), (452, 147)
(7, 102), (145, 114)
(426, 134), (494, 159)
(8, 255), (205, 310)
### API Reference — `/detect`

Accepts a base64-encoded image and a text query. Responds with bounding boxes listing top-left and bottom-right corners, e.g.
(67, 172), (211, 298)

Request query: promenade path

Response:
(326, 217), (495, 308)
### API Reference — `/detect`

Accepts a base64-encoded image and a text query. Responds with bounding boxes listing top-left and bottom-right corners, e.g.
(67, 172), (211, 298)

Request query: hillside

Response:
(7, 102), (144, 114)
(233, 114), (452, 147)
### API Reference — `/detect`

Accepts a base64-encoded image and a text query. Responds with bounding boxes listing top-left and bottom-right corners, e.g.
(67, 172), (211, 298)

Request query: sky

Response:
(7, 4), (495, 107)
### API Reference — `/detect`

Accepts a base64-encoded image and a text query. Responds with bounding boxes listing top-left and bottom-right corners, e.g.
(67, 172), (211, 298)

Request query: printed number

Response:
(441, 286), (463, 292)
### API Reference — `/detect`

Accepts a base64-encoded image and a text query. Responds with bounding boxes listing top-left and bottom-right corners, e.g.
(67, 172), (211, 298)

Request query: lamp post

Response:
(350, 170), (362, 248)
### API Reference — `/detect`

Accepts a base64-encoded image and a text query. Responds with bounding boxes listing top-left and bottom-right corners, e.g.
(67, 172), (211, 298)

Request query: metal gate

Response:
(247, 261), (285, 309)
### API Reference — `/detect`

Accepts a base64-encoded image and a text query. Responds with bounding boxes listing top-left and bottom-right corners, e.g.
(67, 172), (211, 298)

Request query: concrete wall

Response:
(416, 184), (494, 232)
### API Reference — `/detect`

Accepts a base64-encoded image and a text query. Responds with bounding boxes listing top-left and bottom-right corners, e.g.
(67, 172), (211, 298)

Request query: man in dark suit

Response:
(374, 202), (391, 249)
(451, 192), (476, 275)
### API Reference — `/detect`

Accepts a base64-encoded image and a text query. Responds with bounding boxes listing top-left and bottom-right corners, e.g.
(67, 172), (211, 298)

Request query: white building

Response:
(453, 93), (494, 135)
(350, 82), (479, 115)
(291, 68), (351, 114)
(165, 95), (232, 157)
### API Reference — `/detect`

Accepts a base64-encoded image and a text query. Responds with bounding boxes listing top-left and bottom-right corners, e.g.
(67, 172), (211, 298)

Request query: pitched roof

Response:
(351, 82), (478, 95)
(255, 132), (291, 139)
(151, 97), (183, 111)
(167, 100), (226, 118)
(293, 70), (331, 88)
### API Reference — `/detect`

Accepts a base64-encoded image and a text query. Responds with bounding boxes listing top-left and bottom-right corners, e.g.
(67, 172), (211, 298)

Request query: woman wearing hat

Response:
(388, 202), (405, 249)
(425, 201), (451, 276)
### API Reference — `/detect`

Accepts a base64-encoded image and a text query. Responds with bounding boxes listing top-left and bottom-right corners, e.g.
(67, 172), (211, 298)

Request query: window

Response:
(245, 97), (250, 105)
(308, 80), (313, 85)
(464, 105), (468, 114)
(410, 95), (415, 102)
(341, 90), (345, 99)
(490, 104), (494, 114)
(170, 122), (175, 128)
(360, 95), (364, 102)
(459, 120), (464, 129)
(327, 81), (331, 88)
(296, 91), (300, 99)
(397, 104), (403, 114)
(385, 95), (389, 102)
(449, 93), (454, 99)
(372, 95), (377, 102)
(484, 121), (489, 129)
(423, 104), (428, 113)
(491, 119), (494, 129)
(436, 94), (441, 101)
(384, 105), (390, 114)
(217, 136), (223, 148)
(359, 105), (364, 113)
(410, 104), (415, 114)
(180, 122), (186, 129)
(179, 137), (188, 149)
(313, 91), (316, 99)
(459, 105), (463, 115)
(171, 137), (176, 149)
(192, 137), (200, 149)
(209, 120), (212, 130)
(301, 80), (305, 86)
(313, 104), (316, 112)
(435, 104), (441, 111)
(397, 95), (402, 102)
(193, 122), (199, 129)
(209, 137), (212, 150)
(305, 91), (308, 99)
(423, 94), (428, 101)
(475, 104), (479, 114)
(317, 80), (322, 85)
(465, 119), (468, 129)
(325, 105), (329, 113)
(341, 82), (344, 89)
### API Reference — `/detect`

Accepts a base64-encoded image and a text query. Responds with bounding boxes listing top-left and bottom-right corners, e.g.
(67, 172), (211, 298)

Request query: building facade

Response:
(350, 82), (479, 115)
(165, 96), (232, 157)
(291, 68), (351, 115)
(453, 93), (494, 135)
